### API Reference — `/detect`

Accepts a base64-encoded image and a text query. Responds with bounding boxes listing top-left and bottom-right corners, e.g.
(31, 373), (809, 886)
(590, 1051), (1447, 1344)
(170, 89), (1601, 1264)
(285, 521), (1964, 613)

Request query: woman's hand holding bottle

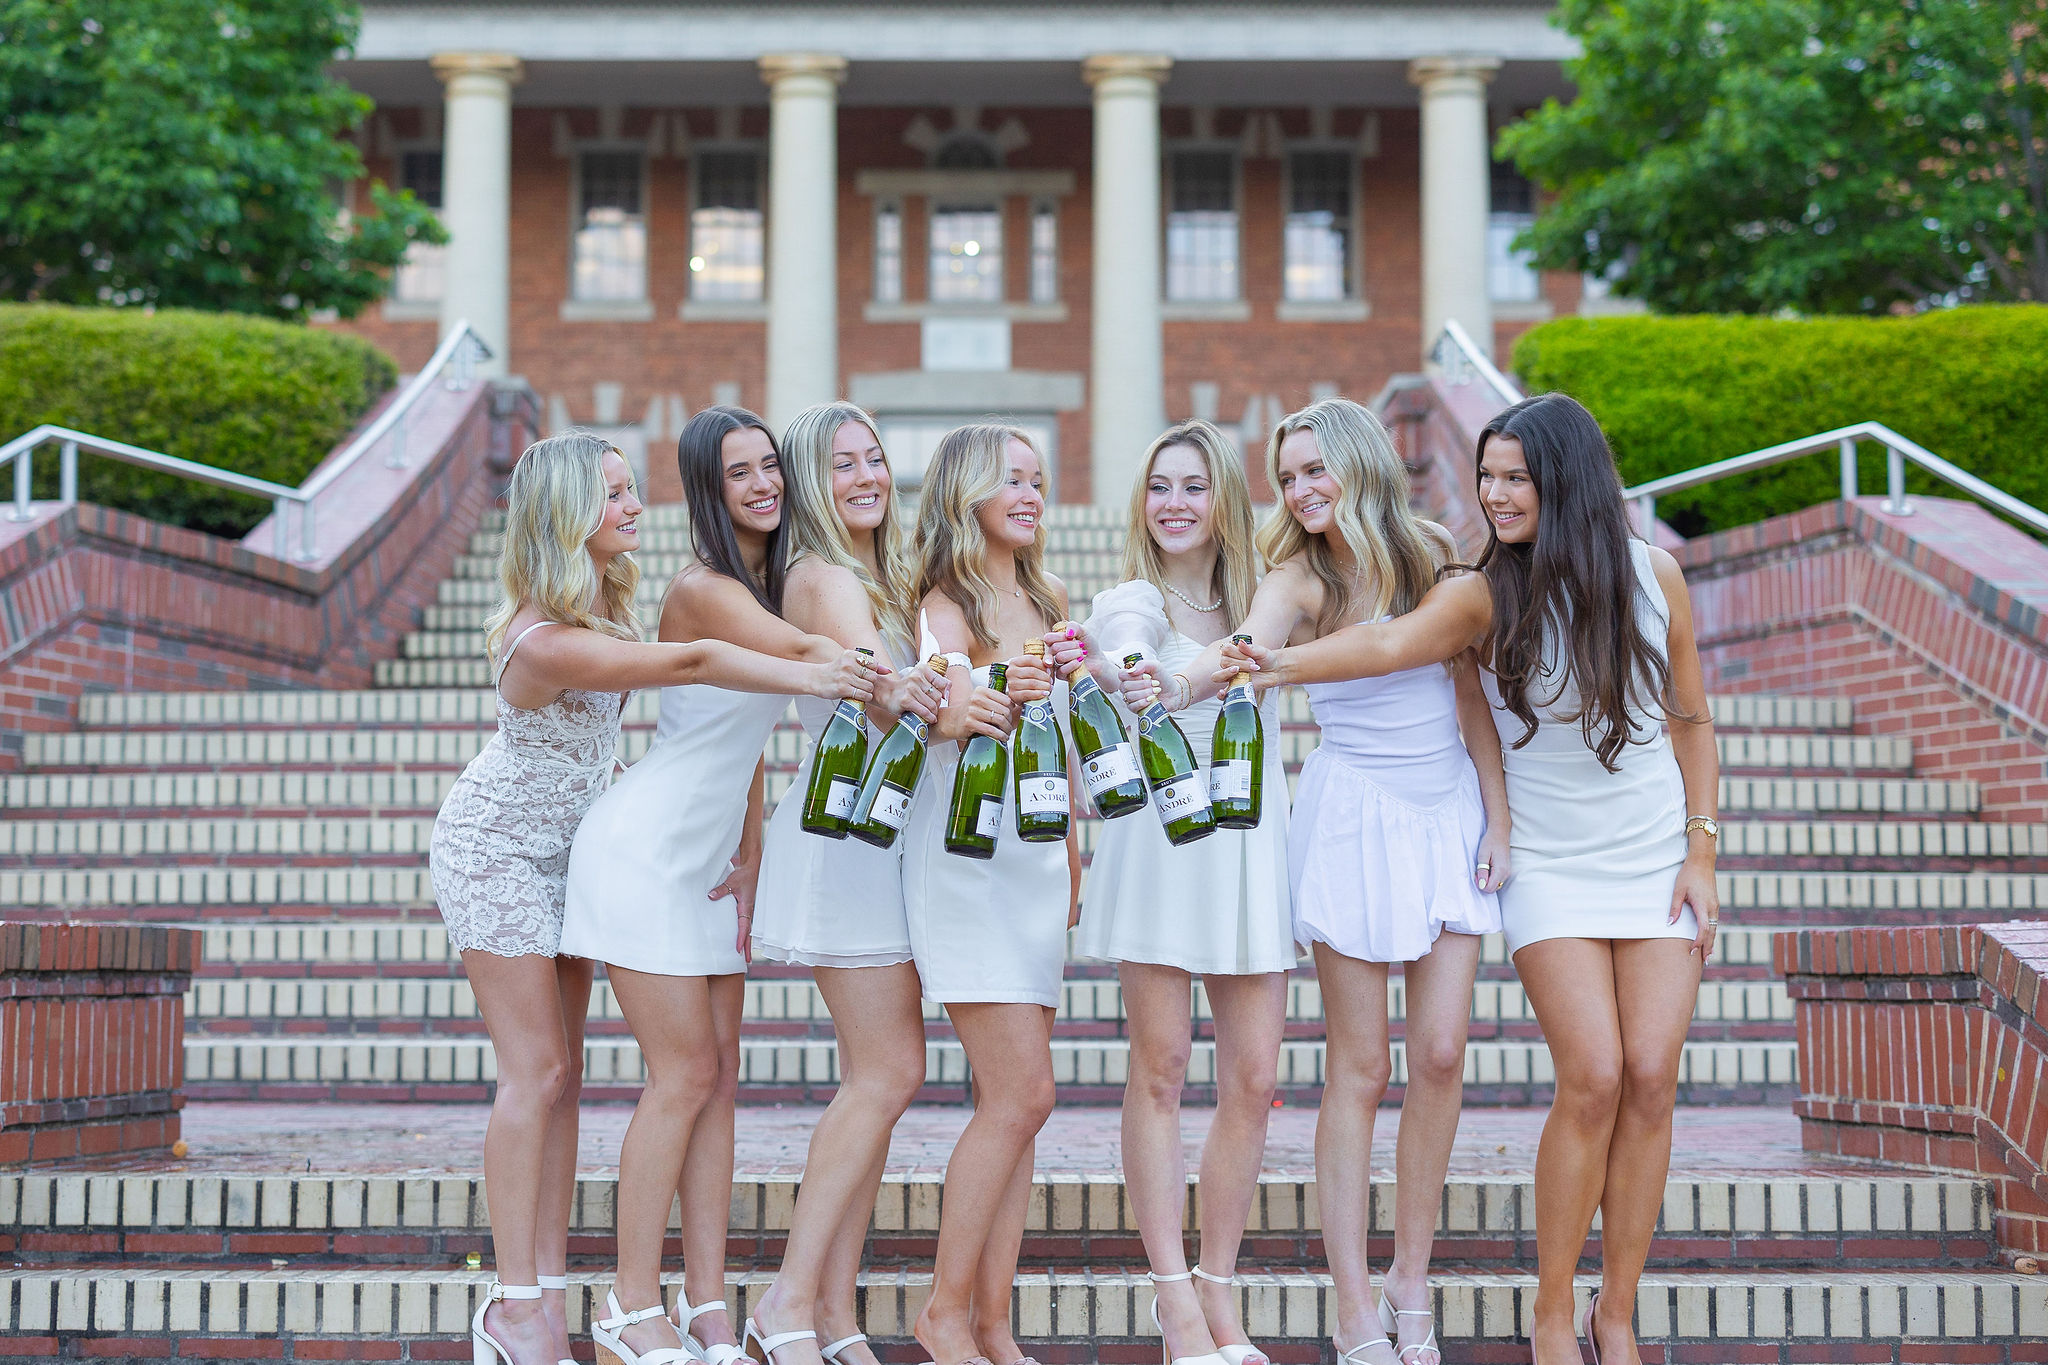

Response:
(962, 680), (1015, 742)
(1002, 652), (1054, 704)
(877, 658), (944, 724)
(1119, 656), (1167, 710)
(1212, 636), (1278, 697)
(811, 648), (886, 702)
(1041, 623), (1089, 677)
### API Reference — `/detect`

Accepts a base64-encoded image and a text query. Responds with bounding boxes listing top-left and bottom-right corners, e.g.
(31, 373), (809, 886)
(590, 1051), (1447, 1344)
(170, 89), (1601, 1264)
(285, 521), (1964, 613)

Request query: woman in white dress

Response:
(435, 433), (874, 1365)
(1069, 419), (1292, 1365)
(558, 408), (895, 1365)
(1226, 393), (1720, 1365)
(902, 424), (1080, 1365)
(748, 403), (942, 1365)
(1171, 400), (1510, 1365)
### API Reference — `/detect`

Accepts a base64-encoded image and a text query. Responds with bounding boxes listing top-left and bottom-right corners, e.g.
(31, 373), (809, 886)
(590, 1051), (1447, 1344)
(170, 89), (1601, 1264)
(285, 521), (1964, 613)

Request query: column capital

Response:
(429, 52), (525, 86)
(1406, 55), (1501, 92)
(759, 53), (849, 88)
(1082, 53), (1173, 89)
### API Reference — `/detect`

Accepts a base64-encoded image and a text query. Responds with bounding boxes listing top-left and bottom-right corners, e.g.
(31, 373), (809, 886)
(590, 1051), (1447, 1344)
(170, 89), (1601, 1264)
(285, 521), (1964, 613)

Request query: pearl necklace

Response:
(1162, 580), (1223, 613)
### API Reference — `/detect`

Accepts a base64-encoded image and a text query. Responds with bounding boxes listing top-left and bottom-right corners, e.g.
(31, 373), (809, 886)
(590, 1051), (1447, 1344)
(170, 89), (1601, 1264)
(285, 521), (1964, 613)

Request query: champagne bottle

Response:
(944, 663), (1010, 860)
(1210, 632), (1264, 829)
(1012, 639), (1070, 843)
(1122, 651), (1217, 846)
(1060, 634), (1148, 821)
(799, 646), (876, 837)
(847, 655), (950, 848)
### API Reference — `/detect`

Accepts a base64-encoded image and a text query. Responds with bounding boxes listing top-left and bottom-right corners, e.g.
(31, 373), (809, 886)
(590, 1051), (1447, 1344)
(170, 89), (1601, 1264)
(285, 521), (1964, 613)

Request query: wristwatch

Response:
(1684, 815), (1721, 843)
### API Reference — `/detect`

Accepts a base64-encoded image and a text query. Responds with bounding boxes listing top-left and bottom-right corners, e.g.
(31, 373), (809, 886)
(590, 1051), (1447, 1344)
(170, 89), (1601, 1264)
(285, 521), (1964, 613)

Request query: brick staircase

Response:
(2, 502), (2043, 1360)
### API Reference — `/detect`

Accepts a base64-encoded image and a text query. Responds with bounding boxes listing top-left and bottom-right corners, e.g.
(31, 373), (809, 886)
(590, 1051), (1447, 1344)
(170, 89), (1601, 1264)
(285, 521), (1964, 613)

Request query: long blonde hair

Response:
(916, 423), (1064, 651)
(1255, 398), (1446, 635)
(779, 402), (918, 647)
(1120, 419), (1259, 627)
(483, 431), (642, 661)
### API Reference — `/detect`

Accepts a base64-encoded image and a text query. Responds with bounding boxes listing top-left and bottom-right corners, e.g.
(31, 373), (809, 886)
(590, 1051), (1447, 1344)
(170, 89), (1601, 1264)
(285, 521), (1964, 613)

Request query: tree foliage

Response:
(0, 0), (442, 319)
(1499, 0), (2048, 313)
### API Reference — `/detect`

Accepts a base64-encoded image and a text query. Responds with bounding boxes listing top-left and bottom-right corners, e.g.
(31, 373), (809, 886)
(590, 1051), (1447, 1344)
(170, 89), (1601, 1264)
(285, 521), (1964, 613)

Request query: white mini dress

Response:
(559, 682), (790, 976)
(1290, 632), (1501, 965)
(1488, 539), (1696, 954)
(1076, 580), (1296, 976)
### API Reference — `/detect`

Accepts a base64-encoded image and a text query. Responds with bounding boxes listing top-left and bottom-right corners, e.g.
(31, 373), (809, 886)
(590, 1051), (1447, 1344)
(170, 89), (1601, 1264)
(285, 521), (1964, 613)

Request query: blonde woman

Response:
(749, 403), (941, 1365)
(1071, 420), (1291, 1365)
(431, 432), (875, 1365)
(1168, 400), (1510, 1365)
(900, 424), (1080, 1365)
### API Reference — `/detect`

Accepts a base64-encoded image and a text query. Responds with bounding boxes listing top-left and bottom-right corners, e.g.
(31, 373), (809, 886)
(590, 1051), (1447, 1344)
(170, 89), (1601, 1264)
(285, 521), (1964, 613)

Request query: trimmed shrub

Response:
(0, 305), (396, 538)
(1508, 307), (2048, 536)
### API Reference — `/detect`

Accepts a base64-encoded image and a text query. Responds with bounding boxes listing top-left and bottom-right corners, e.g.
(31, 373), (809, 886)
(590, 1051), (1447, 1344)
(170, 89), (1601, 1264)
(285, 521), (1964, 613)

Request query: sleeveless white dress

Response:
(901, 632), (1071, 1007)
(1487, 539), (1696, 954)
(1076, 580), (1296, 975)
(430, 622), (626, 958)
(753, 633), (916, 969)
(1289, 630), (1501, 965)
(559, 681), (791, 976)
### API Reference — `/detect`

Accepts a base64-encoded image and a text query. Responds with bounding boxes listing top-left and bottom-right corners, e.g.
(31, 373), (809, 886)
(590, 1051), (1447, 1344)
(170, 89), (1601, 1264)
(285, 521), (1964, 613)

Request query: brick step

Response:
(0, 1167), (1991, 1271)
(179, 1036), (1799, 1106)
(3, 1266), (2039, 1360)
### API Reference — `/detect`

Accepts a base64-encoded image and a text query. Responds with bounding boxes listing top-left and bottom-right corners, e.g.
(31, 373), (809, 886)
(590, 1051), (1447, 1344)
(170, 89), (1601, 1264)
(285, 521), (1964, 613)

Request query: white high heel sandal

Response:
(534, 1275), (576, 1365)
(474, 1282), (552, 1365)
(675, 1299), (749, 1365)
(819, 1334), (868, 1365)
(593, 1290), (697, 1365)
(1146, 1271), (1230, 1365)
(1374, 1286), (1440, 1365)
(742, 1316), (820, 1365)
(1188, 1267), (1269, 1365)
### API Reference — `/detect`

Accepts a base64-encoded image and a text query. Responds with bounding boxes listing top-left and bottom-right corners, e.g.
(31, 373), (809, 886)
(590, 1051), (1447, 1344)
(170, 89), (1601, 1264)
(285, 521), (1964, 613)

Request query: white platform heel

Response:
(676, 1299), (749, 1365)
(473, 1282), (545, 1365)
(593, 1290), (697, 1365)
(1146, 1271), (1230, 1365)
(1189, 1267), (1268, 1365)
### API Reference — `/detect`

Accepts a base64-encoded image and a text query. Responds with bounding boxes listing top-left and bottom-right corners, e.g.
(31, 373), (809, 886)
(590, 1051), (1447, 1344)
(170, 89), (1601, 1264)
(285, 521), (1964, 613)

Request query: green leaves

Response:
(0, 0), (443, 318)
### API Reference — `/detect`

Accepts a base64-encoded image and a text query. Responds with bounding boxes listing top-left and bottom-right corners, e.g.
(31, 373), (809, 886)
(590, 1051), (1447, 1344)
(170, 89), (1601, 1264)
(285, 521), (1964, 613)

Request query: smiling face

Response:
(1275, 428), (1340, 537)
(829, 418), (891, 535)
(975, 437), (1045, 551)
(588, 449), (643, 562)
(720, 424), (784, 536)
(1478, 433), (1539, 544)
(1143, 443), (1215, 557)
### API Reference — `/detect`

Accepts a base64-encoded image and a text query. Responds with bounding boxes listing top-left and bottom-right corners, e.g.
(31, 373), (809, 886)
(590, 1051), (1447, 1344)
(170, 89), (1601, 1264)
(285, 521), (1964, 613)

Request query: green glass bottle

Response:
(1012, 639), (1070, 843)
(1209, 633), (1264, 829)
(944, 663), (1010, 860)
(1061, 650), (1148, 821)
(847, 655), (950, 849)
(1122, 652), (1217, 846)
(799, 646), (875, 838)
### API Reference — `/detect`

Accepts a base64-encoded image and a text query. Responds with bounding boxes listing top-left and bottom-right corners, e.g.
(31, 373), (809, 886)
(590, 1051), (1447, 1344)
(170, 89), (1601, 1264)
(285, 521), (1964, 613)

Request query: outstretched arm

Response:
(1127, 562), (1314, 712)
(1223, 572), (1493, 692)
(505, 626), (877, 705)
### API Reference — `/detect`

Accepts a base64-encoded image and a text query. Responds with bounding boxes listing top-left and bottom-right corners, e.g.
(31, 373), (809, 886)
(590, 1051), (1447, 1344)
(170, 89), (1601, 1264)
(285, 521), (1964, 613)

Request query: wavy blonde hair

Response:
(1120, 419), (1259, 628)
(779, 402), (918, 647)
(916, 423), (1063, 651)
(1255, 398), (1448, 635)
(482, 431), (642, 663)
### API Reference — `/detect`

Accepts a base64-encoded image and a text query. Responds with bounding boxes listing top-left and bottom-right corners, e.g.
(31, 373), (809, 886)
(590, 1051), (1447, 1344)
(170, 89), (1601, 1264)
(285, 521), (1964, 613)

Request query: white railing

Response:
(0, 322), (490, 563)
(1429, 318), (1525, 407)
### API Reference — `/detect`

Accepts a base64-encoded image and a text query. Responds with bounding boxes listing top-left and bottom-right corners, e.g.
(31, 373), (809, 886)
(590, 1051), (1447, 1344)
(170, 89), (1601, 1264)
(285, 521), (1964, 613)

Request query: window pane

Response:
(930, 205), (1002, 303)
(392, 150), (445, 303)
(1284, 150), (1353, 301)
(1167, 150), (1238, 301)
(874, 201), (903, 303)
(574, 150), (646, 302)
(1030, 201), (1058, 304)
(692, 150), (764, 301)
(1488, 165), (1539, 302)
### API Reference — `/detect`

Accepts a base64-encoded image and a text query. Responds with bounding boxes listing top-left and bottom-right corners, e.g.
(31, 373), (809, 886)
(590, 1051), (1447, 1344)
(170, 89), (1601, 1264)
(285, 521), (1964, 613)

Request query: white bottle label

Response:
(868, 782), (913, 831)
(1209, 759), (1253, 803)
(823, 775), (859, 821)
(1081, 743), (1142, 798)
(1018, 773), (1069, 816)
(974, 794), (1004, 839)
(1155, 774), (1211, 823)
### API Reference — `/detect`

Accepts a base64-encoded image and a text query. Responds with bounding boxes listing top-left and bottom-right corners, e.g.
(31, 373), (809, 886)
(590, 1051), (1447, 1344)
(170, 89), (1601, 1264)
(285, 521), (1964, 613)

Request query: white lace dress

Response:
(429, 622), (626, 958)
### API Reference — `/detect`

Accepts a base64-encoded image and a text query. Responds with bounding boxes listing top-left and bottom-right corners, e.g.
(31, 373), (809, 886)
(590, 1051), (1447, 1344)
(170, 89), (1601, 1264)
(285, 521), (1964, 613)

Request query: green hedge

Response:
(1508, 307), (2048, 537)
(0, 305), (397, 538)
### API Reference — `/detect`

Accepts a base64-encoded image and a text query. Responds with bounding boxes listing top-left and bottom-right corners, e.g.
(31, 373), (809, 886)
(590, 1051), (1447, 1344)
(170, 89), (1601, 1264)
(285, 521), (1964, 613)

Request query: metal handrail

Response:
(0, 321), (490, 562)
(1429, 318), (1525, 407)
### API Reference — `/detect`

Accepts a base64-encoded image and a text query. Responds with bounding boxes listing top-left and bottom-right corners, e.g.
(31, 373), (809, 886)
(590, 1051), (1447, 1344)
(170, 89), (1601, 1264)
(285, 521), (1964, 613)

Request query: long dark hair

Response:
(678, 404), (789, 614)
(1475, 392), (1677, 772)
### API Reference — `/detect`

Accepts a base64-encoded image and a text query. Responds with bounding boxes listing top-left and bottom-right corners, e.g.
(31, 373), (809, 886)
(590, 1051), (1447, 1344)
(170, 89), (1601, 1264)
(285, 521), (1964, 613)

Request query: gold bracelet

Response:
(1170, 673), (1192, 710)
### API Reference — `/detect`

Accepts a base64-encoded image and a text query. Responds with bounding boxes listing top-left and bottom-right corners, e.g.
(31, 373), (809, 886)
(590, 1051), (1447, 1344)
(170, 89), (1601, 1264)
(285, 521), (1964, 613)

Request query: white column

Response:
(431, 53), (523, 379)
(1084, 54), (1171, 506)
(760, 53), (847, 433)
(1409, 56), (1501, 359)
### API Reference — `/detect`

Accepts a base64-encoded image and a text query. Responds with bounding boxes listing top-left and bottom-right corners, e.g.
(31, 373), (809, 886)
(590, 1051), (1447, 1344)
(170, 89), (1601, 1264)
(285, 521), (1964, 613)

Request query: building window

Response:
(573, 150), (647, 302)
(930, 205), (1002, 303)
(874, 200), (904, 303)
(391, 149), (445, 304)
(691, 149), (765, 302)
(1489, 165), (1541, 304)
(1283, 150), (1354, 302)
(1030, 200), (1059, 304)
(1166, 149), (1238, 302)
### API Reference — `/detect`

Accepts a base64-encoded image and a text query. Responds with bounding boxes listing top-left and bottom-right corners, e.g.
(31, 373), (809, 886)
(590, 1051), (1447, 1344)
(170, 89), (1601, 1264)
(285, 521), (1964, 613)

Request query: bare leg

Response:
(465, 949), (577, 1365)
(1193, 972), (1286, 1363)
(1514, 939), (1625, 1365)
(813, 1138), (894, 1365)
(1589, 938), (1701, 1365)
(536, 956), (595, 1361)
(970, 1119), (1037, 1365)
(677, 973), (747, 1353)
(1119, 965), (1214, 1359)
(912, 1002), (1055, 1365)
(1311, 943), (1397, 1365)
